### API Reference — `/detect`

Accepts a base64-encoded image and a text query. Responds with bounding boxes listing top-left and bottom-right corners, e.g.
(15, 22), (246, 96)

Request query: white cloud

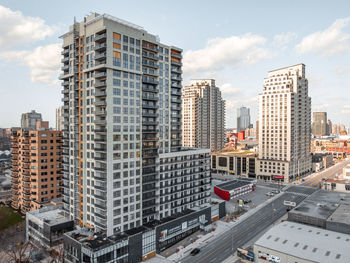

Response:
(273, 32), (298, 47)
(296, 17), (350, 57)
(1, 43), (61, 85)
(220, 83), (242, 96)
(0, 5), (54, 48)
(183, 34), (270, 75)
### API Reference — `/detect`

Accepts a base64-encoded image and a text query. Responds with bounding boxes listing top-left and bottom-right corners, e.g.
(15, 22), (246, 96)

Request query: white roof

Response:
(255, 221), (350, 263)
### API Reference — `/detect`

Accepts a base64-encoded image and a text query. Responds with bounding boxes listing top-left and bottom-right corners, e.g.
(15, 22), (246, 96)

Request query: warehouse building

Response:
(254, 221), (350, 263)
(213, 178), (255, 201)
(288, 190), (350, 233)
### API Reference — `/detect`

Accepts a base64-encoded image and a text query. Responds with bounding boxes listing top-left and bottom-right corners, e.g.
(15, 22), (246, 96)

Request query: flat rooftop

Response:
(289, 190), (350, 220)
(28, 205), (71, 226)
(213, 150), (257, 157)
(255, 221), (350, 263)
(215, 178), (254, 191)
(327, 204), (350, 225)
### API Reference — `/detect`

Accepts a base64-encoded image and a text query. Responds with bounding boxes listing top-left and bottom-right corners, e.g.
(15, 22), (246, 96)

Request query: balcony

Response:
(61, 49), (69, 55)
(95, 81), (107, 88)
(142, 45), (157, 52)
(94, 43), (106, 51)
(95, 33), (106, 42)
(95, 72), (107, 79)
(95, 100), (107, 107)
(95, 147), (107, 152)
(142, 77), (158, 85)
(142, 94), (158, 101)
(61, 57), (69, 63)
(95, 52), (107, 61)
(142, 60), (158, 69)
(95, 109), (106, 116)
(142, 103), (158, 109)
(142, 52), (159, 60)
(142, 86), (159, 93)
(171, 67), (182, 74)
(171, 52), (182, 59)
(171, 60), (182, 66)
(62, 65), (69, 71)
(94, 128), (107, 133)
(95, 90), (107, 97)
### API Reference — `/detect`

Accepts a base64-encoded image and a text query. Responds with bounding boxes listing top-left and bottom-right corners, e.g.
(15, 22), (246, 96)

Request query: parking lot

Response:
(212, 179), (283, 213)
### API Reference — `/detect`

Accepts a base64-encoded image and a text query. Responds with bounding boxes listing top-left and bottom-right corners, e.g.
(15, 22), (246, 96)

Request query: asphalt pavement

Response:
(180, 187), (312, 263)
(301, 158), (350, 186)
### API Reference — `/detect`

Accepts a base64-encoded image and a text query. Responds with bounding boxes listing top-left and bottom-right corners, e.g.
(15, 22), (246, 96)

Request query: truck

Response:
(237, 248), (255, 262)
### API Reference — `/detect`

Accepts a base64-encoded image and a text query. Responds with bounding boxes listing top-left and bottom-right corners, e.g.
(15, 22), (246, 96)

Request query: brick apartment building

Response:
(11, 121), (63, 213)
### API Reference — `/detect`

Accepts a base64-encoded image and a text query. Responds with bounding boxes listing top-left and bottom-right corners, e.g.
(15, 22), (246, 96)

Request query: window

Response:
(113, 32), (121, 41)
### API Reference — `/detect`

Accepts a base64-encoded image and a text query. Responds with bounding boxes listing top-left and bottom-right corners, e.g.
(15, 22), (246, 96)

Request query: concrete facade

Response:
(257, 64), (312, 183)
(182, 79), (225, 152)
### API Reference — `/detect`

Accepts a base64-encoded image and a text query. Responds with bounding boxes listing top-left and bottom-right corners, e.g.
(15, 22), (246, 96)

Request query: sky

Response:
(0, 0), (350, 128)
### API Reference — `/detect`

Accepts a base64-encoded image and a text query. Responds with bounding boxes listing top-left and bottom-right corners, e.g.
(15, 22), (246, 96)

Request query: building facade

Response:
(21, 110), (42, 129)
(237, 106), (251, 132)
(182, 79), (225, 152)
(211, 150), (257, 178)
(56, 106), (64, 131)
(257, 64), (312, 182)
(313, 112), (328, 136)
(11, 122), (63, 213)
(60, 13), (211, 238)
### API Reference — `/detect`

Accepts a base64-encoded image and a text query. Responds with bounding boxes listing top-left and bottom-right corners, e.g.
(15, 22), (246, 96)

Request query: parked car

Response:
(190, 248), (201, 256)
(243, 199), (252, 204)
(266, 192), (274, 196)
(272, 190), (280, 194)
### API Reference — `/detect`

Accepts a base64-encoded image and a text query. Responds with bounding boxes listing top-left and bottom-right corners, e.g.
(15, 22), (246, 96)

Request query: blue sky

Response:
(0, 0), (350, 128)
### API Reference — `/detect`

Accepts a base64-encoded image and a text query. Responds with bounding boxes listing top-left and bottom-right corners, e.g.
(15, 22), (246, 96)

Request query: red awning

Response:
(274, 176), (284, 179)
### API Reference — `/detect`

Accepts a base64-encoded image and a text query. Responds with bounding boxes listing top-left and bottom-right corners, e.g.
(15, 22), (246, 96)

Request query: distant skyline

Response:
(1, 0), (350, 128)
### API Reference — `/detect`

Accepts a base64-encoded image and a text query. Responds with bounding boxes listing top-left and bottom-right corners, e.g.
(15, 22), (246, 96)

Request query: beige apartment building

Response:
(182, 79), (225, 152)
(11, 121), (63, 213)
(257, 64), (312, 182)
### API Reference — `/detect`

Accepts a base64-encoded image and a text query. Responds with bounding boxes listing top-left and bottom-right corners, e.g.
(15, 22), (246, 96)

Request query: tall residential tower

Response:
(258, 64), (312, 182)
(60, 13), (211, 237)
(21, 110), (42, 129)
(182, 79), (225, 152)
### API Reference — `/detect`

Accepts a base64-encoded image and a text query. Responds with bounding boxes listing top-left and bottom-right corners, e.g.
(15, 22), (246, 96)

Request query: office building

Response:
(11, 121), (63, 213)
(21, 110), (42, 129)
(237, 106), (251, 132)
(56, 106), (64, 131)
(60, 13), (212, 239)
(182, 79), (225, 152)
(313, 112), (328, 136)
(26, 204), (74, 248)
(254, 221), (350, 263)
(257, 64), (312, 182)
(211, 150), (257, 178)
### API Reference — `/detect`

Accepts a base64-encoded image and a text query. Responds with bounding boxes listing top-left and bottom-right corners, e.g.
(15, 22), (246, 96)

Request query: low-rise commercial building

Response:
(254, 221), (350, 263)
(288, 190), (350, 232)
(213, 178), (255, 201)
(323, 178), (350, 193)
(311, 153), (333, 172)
(211, 150), (257, 178)
(63, 201), (225, 262)
(26, 204), (74, 248)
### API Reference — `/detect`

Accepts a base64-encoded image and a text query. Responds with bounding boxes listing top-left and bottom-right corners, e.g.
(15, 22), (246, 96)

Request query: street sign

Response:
(283, 200), (296, 207)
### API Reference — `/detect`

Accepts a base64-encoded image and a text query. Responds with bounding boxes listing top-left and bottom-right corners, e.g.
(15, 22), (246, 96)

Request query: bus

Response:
(237, 248), (255, 262)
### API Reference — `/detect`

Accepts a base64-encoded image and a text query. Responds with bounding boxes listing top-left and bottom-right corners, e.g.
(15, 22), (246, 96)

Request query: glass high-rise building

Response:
(237, 106), (251, 132)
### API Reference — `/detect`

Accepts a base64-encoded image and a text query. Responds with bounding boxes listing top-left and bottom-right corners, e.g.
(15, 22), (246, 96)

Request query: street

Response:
(301, 158), (350, 186)
(180, 186), (315, 263)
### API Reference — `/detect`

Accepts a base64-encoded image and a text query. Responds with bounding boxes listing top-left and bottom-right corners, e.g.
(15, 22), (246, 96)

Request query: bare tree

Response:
(5, 241), (31, 263)
(47, 245), (65, 263)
